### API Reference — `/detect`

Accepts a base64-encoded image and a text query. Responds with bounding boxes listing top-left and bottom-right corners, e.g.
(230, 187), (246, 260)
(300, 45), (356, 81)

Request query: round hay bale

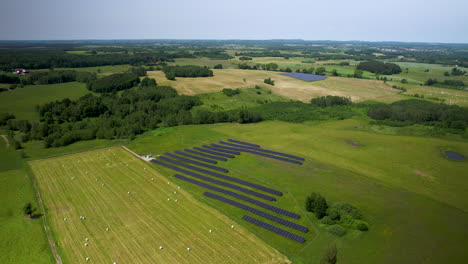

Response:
(63, 217), (67, 221)
(231, 225), (234, 228)
(85, 257), (90, 261)
(209, 229), (212, 233)
(159, 246), (163, 250)
(85, 238), (89, 241)
(84, 243), (88, 247)
(106, 227), (110, 231)
(187, 247), (191, 251)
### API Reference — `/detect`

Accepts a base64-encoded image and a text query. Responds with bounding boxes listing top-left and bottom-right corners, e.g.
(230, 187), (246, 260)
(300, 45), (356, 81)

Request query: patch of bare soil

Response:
(413, 170), (435, 180)
(344, 139), (361, 147)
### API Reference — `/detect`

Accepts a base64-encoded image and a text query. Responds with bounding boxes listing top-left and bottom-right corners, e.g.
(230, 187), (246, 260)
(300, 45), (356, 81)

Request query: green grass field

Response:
(29, 147), (288, 264)
(123, 120), (468, 264)
(0, 82), (91, 120)
(0, 135), (53, 264)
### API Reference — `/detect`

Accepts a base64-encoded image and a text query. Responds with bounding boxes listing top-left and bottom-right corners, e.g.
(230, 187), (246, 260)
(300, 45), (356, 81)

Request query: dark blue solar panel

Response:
(175, 150), (218, 164)
(204, 192), (308, 233)
(202, 145), (240, 155)
(174, 174), (296, 218)
(151, 159), (276, 201)
(164, 153), (228, 173)
(281, 72), (327, 81)
(227, 139), (260, 148)
(242, 215), (305, 243)
(210, 144), (303, 165)
(193, 147), (235, 158)
(158, 156), (282, 196)
(218, 141), (305, 161)
(184, 149), (227, 161)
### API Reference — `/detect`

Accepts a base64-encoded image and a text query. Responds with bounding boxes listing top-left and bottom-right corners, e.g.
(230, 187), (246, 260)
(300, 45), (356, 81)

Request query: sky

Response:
(1, 0), (467, 43)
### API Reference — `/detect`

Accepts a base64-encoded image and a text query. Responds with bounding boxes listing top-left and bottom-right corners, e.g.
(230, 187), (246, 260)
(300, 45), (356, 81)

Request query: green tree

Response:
(331, 69), (338, 76)
(320, 244), (337, 264)
(314, 195), (328, 219)
(23, 202), (36, 218)
(353, 69), (363, 78)
(315, 67), (326, 75)
(401, 78), (408, 84)
(214, 64), (223, 69)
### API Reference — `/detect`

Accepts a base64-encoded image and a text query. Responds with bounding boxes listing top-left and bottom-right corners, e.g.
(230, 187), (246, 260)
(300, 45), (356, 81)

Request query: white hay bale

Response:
(159, 246), (163, 250)
(106, 227), (110, 231)
(167, 182), (170, 184)
(187, 247), (191, 251)
(85, 257), (90, 261)
(84, 243), (88, 247)
(177, 187), (181, 189)
(167, 198), (170, 201)
(175, 199), (178, 202)
(174, 191), (177, 194)
(127, 191), (131, 194)
(102, 183), (105, 186)
(95, 179), (98, 181)
(85, 238), (89, 241)
(63, 217), (67, 221)
(85, 172), (89, 174)
(144, 168), (147, 170)
(71, 177), (75, 180)
(209, 229), (212, 233)
(151, 178), (154, 181)
(231, 225), (234, 228)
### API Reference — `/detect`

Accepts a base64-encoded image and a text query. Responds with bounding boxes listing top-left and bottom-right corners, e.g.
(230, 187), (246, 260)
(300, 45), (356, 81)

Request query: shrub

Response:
(320, 216), (335, 225)
(311, 96), (352, 107)
(333, 202), (362, 219)
(327, 208), (341, 221)
(328, 225), (347, 237)
(222, 88), (240, 97)
(214, 64), (223, 69)
(354, 220), (369, 231)
(264, 78), (275, 86)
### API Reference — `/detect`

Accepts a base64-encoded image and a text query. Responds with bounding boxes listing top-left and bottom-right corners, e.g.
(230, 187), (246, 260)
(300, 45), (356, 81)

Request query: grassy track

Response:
(0, 134), (53, 264)
(29, 147), (288, 264)
(0, 82), (91, 120)
(125, 120), (468, 264)
(147, 69), (401, 102)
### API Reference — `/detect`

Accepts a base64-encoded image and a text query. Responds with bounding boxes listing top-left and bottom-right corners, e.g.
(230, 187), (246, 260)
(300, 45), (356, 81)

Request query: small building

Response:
(145, 154), (153, 159)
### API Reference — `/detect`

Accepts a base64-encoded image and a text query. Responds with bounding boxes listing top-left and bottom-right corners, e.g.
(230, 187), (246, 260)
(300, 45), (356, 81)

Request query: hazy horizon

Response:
(1, 0), (467, 43)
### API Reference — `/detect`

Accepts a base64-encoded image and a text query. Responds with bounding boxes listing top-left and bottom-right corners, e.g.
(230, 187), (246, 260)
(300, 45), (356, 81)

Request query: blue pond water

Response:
(444, 151), (465, 161)
(281, 72), (327, 81)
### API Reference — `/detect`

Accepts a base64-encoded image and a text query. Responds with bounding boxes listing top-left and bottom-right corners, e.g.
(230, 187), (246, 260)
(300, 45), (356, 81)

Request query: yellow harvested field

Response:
(29, 147), (288, 264)
(148, 69), (400, 102)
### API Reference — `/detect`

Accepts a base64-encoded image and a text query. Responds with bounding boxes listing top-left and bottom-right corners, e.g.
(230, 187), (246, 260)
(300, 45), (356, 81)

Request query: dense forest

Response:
(357, 61), (402, 75)
(162, 65), (213, 80)
(87, 73), (140, 93)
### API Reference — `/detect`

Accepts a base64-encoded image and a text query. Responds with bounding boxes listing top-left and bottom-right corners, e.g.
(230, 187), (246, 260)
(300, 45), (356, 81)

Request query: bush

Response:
(264, 78), (275, 86)
(320, 216), (335, 225)
(327, 208), (341, 220)
(222, 88), (240, 97)
(354, 220), (369, 231)
(214, 64), (223, 69)
(327, 225), (347, 237)
(311, 96), (352, 107)
(333, 202), (362, 219)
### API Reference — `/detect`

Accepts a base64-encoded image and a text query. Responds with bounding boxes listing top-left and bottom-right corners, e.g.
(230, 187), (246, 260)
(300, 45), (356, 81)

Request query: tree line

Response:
(162, 65), (213, 80)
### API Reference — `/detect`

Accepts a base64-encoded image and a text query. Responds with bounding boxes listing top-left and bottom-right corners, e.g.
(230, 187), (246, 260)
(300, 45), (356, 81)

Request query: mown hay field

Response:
(29, 147), (288, 264)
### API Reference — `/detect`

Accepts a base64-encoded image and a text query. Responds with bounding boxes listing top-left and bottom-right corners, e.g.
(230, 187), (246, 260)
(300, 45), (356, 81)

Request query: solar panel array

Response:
(184, 149), (227, 161)
(280, 72), (327, 82)
(203, 145), (241, 155)
(204, 192), (308, 233)
(164, 152), (228, 173)
(242, 215), (306, 243)
(210, 144), (303, 165)
(174, 174), (298, 219)
(227, 139), (261, 148)
(218, 141), (305, 161)
(158, 156), (281, 196)
(175, 150), (218, 164)
(151, 159), (276, 201)
(193, 147), (235, 159)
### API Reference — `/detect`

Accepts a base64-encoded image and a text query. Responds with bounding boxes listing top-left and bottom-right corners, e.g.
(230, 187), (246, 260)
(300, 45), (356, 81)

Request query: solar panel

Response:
(202, 145), (241, 155)
(157, 156), (282, 196)
(164, 152), (228, 173)
(184, 149), (227, 161)
(151, 160), (276, 201)
(204, 192), (309, 233)
(242, 215), (306, 243)
(227, 139), (261, 148)
(193, 147), (235, 158)
(173, 174), (297, 218)
(280, 72), (327, 82)
(210, 144), (303, 165)
(218, 141), (305, 161)
(175, 150), (218, 164)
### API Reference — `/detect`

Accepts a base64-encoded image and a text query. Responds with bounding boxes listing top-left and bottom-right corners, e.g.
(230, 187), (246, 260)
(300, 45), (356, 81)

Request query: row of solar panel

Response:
(151, 159), (276, 201)
(185, 149), (227, 161)
(164, 152), (228, 173)
(174, 174), (299, 219)
(227, 139), (261, 148)
(203, 145), (240, 155)
(204, 192), (308, 233)
(219, 141), (305, 161)
(193, 147), (235, 159)
(175, 150), (218, 164)
(158, 155), (282, 197)
(242, 215), (306, 243)
(209, 144), (303, 165)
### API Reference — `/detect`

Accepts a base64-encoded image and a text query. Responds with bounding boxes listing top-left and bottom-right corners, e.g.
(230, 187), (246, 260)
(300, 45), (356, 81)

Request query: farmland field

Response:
(148, 69), (401, 102)
(29, 147), (288, 264)
(0, 82), (91, 120)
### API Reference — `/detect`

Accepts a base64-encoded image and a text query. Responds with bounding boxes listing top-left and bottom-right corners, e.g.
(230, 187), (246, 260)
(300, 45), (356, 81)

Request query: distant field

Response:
(54, 65), (132, 76)
(389, 81), (468, 106)
(29, 147), (287, 264)
(148, 69), (400, 102)
(0, 82), (91, 120)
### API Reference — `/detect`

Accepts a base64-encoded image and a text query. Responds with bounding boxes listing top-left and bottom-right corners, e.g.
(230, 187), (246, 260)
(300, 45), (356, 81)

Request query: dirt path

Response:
(121, 145), (154, 162)
(0, 134), (9, 147)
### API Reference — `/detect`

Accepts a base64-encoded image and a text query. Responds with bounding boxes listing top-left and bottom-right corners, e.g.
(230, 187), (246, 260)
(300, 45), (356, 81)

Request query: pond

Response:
(444, 151), (465, 161)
